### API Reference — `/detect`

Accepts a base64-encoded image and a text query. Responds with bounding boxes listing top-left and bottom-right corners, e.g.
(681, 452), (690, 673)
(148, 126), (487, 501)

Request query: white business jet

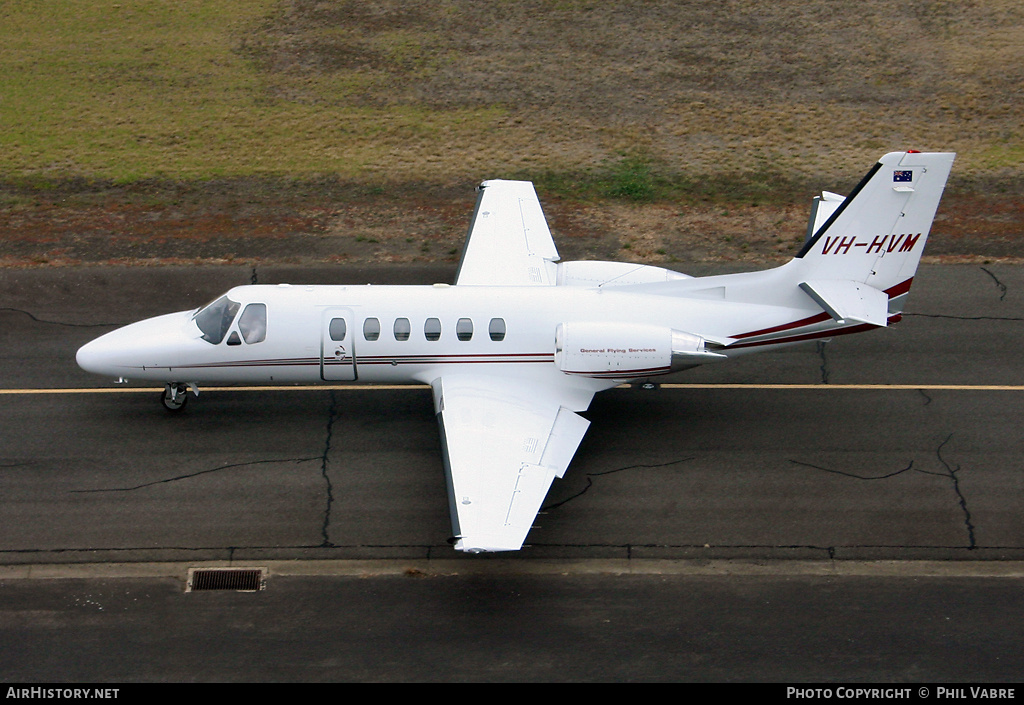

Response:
(77, 151), (955, 552)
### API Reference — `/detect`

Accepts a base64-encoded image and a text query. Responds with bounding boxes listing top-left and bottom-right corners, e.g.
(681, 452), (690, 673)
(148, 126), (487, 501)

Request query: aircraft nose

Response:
(76, 333), (122, 376)
(76, 339), (97, 373)
(76, 311), (193, 377)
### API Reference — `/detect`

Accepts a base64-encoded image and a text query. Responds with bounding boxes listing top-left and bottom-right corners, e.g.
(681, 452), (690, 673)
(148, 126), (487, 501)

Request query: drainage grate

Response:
(186, 568), (265, 592)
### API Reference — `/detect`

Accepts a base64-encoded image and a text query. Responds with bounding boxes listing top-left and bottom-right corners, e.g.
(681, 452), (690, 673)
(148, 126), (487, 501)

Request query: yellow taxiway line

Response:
(2, 384), (1024, 395)
(658, 384), (1024, 391)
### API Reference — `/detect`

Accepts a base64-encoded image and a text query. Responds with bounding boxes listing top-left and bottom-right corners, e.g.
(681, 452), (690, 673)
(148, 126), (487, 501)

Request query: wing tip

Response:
(452, 536), (526, 553)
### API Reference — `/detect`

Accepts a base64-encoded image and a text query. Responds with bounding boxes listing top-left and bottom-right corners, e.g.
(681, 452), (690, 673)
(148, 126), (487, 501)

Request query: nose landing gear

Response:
(161, 382), (197, 412)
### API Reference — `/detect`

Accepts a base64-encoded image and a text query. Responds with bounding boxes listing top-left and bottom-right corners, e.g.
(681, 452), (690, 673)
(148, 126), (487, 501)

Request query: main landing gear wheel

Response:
(161, 383), (189, 412)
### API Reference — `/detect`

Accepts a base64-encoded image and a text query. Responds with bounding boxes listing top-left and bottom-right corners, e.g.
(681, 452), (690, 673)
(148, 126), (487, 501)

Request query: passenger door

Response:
(321, 308), (357, 381)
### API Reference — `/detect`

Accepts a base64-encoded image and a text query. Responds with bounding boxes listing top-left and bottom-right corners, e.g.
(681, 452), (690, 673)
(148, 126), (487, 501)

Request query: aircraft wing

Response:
(454, 180), (560, 286)
(431, 374), (593, 552)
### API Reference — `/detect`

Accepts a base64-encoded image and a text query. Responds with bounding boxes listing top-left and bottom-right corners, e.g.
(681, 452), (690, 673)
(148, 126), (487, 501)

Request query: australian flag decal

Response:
(893, 170), (913, 182)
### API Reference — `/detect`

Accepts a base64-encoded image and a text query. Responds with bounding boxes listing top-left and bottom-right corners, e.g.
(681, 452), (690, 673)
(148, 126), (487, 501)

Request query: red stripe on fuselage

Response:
(730, 277), (913, 341)
(731, 312), (831, 340)
(730, 314), (902, 349)
(174, 353), (556, 371)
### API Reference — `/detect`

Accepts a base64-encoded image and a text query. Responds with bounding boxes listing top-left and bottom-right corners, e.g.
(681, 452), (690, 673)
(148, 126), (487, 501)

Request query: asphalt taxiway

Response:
(1, 263), (1022, 681)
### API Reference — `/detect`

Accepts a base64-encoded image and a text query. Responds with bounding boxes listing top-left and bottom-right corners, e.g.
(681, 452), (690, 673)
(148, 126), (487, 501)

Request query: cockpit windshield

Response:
(193, 295), (240, 344)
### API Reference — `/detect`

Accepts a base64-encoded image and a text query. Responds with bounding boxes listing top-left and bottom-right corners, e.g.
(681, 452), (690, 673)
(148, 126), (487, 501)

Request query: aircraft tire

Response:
(161, 385), (188, 412)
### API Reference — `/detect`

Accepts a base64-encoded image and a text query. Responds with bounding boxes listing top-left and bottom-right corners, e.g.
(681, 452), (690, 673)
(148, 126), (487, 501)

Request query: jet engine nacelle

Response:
(554, 322), (725, 379)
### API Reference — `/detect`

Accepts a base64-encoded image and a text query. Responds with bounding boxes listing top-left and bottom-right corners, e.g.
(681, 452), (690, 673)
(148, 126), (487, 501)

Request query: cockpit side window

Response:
(194, 296), (241, 345)
(238, 303), (267, 344)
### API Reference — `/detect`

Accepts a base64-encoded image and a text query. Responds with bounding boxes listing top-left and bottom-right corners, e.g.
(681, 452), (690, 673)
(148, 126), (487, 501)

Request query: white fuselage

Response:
(75, 278), (823, 396)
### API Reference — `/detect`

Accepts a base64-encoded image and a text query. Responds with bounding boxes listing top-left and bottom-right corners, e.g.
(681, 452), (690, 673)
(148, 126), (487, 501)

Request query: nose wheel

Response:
(161, 383), (191, 412)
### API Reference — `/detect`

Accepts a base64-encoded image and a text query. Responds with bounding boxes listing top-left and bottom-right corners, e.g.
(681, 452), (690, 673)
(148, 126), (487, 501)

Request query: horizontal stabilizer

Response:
(799, 280), (890, 327)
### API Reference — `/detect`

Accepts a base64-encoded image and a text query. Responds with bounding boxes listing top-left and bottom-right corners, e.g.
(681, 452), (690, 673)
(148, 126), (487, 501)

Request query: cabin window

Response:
(239, 303), (267, 344)
(394, 317), (411, 341)
(457, 318), (473, 341)
(424, 317), (441, 341)
(328, 317), (347, 342)
(489, 318), (506, 342)
(194, 295), (241, 345)
(363, 318), (380, 341)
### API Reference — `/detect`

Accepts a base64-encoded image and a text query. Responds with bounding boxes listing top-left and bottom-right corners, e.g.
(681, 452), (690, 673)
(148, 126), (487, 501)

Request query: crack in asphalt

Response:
(789, 459), (917, 480)
(320, 390), (339, 548)
(905, 313), (1024, 322)
(791, 433), (977, 550)
(935, 433), (976, 550)
(541, 457), (694, 512)
(0, 307), (119, 328)
(67, 390), (342, 548)
(816, 341), (830, 384)
(69, 457), (321, 492)
(980, 267), (1008, 301)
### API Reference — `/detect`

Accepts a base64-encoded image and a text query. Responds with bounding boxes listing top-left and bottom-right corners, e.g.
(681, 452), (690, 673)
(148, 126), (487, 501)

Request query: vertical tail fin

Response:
(796, 151), (955, 312)
(608, 152), (954, 335)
